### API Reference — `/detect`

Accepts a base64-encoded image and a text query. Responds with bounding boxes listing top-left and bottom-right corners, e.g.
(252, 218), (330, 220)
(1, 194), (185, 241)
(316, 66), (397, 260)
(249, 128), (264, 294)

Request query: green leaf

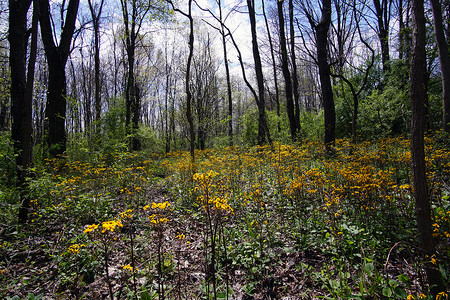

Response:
(398, 274), (409, 284)
(394, 286), (407, 298)
(382, 287), (392, 297)
(140, 291), (152, 300)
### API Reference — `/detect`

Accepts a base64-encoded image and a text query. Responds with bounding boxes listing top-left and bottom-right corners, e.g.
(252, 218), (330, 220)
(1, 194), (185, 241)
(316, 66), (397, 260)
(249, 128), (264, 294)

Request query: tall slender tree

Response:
(217, 0), (233, 146)
(430, 0), (450, 133)
(278, 0), (297, 140)
(9, 0), (37, 222)
(167, 0), (195, 161)
(262, 0), (281, 133)
(303, 0), (335, 150)
(289, 0), (301, 136)
(121, 0), (144, 151)
(410, 0), (445, 295)
(88, 0), (105, 144)
(247, 0), (271, 146)
(373, 0), (391, 73)
(39, 0), (80, 158)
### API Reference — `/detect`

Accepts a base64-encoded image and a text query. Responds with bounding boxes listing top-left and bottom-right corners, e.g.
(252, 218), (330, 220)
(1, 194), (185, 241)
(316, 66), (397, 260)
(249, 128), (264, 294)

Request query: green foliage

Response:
(0, 133), (18, 224)
(101, 97), (128, 153)
(136, 126), (164, 154)
(300, 110), (324, 141)
(0, 132), (16, 186)
(266, 109), (291, 143)
(240, 109), (258, 146)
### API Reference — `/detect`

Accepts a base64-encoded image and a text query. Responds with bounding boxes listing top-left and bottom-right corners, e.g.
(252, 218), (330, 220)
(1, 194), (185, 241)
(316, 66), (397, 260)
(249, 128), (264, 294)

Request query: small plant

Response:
(193, 170), (234, 300)
(84, 219), (124, 300)
(147, 201), (171, 300)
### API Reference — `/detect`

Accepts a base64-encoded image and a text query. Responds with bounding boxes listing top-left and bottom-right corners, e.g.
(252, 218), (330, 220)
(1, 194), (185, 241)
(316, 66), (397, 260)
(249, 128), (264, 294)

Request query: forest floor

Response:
(1, 135), (449, 299)
(1, 185), (335, 300)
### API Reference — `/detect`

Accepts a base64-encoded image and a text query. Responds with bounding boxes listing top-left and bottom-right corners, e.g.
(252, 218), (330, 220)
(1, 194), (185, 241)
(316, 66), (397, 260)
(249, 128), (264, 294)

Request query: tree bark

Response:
(186, 0), (195, 160)
(217, 0), (233, 146)
(410, 0), (445, 295)
(248, 0), (271, 146)
(316, 0), (335, 150)
(88, 0), (105, 146)
(121, 0), (141, 151)
(9, 0), (33, 223)
(39, 0), (80, 158)
(430, 0), (450, 133)
(262, 0), (281, 133)
(373, 0), (391, 73)
(289, 0), (301, 135)
(278, 0), (297, 141)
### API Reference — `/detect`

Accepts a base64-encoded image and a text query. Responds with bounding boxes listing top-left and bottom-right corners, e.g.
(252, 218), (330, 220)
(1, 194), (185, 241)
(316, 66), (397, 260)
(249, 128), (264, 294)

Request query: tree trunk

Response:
(88, 0), (104, 146)
(316, 0), (335, 150)
(289, 0), (301, 135)
(248, 0), (271, 146)
(278, 0), (297, 141)
(39, 0), (80, 158)
(410, 0), (445, 295)
(262, 0), (281, 133)
(186, 0), (195, 160)
(373, 0), (391, 73)
(9, 0), (33, 223)
(122, 0), (141, 151)
(217, 0), (233, 147)
(398, 0), (406, 60)
(430, 0), (450, 133)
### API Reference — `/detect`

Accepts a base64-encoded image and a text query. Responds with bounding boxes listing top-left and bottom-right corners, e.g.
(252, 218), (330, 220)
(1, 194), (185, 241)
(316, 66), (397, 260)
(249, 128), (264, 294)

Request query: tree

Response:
(289, 0), (301, 137)
(88, 0), (105, 143)
(167, 0), (195, 161)
(39, 0), (80, 158)
(195, 0), (234, 146)
(191, 32), (219, 150)
(121, 0), (170, 151)
(9, 0), (36, 222)
(121, 0), (145, 151)
(330, 0), (375, 143)
(248, 0), (271, 146)
(262, 0), (281, 133)
(278, 0), (298, 140)
(217, 0), (233, 146)
(410, 0), (445, 295)
(430, 0), (450, 133)
(372, 0), (391, 73)
(303, 0), (336, 150)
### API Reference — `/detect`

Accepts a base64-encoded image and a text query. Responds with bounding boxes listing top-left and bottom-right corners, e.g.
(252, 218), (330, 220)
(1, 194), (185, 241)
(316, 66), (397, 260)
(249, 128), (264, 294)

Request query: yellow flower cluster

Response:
(84, 219), (124, 235)
(149, 214), (169, 224)
(119, 209), (134, 219)
(121, 264), (137, 272)
(68, 243), (85, 254)
(101, 220), (124, 233)
(193, 171), (233, 215)
(152, 201), (171, 210)
(84, 224), (99, 233)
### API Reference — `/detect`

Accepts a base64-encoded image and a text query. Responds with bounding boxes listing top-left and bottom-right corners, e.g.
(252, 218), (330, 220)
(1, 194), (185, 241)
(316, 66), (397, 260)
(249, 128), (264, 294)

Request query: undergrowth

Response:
(0, 133), (449, 299)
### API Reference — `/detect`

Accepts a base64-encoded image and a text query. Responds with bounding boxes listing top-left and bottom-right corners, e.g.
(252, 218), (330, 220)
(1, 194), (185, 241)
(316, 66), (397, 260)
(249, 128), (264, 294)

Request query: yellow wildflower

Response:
(436, 291), (448, 300)
(84, 224), (99, 233)
(151, 201), (171, 210)
(176, 232), (186, 239)
(68, 244), (85, 254)
(101, 220), (123, 233)
(121, 264), (137, 272)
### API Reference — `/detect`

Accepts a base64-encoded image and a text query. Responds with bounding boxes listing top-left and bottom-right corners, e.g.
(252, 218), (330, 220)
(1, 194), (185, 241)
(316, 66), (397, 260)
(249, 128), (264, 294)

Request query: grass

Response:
(0, 133), (449, 299)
